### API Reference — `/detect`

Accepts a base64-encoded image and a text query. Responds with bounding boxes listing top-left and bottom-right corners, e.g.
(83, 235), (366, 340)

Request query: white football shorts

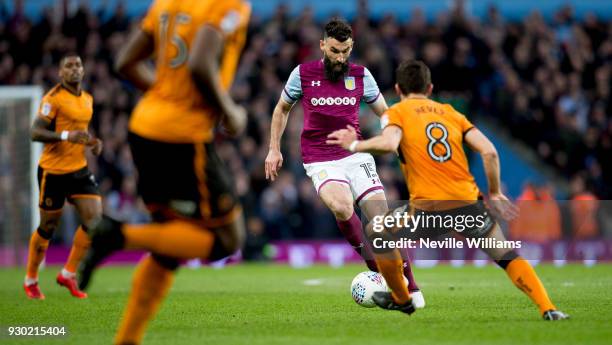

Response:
(303, 152), (385, 205)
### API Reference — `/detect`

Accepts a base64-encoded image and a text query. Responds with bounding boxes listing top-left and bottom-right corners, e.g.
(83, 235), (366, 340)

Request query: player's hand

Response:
(488, 193), (519, 221)
(222, 104), (247, 137)
(326, 125), (358, 150)
(265, 148), (283, 181)
(68, 130), (92, 144)
(88, 138), (103, 156)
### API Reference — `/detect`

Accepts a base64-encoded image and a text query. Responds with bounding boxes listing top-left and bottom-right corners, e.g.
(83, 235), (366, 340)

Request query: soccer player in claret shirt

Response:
(77, 0), (251, 344)
(25, 54), (103, 300)
(328, 60), (569, 320)
(265, 18), (424, 308)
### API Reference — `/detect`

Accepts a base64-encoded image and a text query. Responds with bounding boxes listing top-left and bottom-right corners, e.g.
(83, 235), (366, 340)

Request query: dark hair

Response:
(324, 18), (352, 42)
(59, 53), (81, 67)
(396, 60), (431, 95)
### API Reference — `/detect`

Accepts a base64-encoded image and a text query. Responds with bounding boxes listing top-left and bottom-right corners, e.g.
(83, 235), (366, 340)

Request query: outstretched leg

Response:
(482, 225), (568, 320)
(78, 217), (216, 290)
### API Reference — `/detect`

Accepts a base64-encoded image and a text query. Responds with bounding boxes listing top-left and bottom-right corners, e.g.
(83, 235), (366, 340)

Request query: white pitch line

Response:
(302, 279), (324, 286)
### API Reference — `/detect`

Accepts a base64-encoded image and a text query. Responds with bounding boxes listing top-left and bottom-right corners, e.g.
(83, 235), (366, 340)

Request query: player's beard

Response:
(324, 55), (349, 82)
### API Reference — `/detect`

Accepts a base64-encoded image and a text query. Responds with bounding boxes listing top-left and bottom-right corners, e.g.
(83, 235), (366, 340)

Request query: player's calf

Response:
(24, 226), (54, 299)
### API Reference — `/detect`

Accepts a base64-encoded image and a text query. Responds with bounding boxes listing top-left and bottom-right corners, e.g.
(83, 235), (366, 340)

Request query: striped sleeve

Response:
(363, 67), (381, 104)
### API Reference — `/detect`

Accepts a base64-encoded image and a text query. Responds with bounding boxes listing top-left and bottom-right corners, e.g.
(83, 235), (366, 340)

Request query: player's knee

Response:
(39, 219), (59, 236)
(330, 200), (354, 221)
(82, 214), (101, 231)
(494, 250), (519, 269)
(36, 226), (54, 240)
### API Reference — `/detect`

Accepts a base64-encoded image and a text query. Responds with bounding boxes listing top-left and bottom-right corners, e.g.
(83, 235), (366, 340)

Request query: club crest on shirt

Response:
(344, 76), (355, 90)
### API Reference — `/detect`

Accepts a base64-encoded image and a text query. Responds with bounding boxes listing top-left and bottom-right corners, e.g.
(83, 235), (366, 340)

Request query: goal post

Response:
(0, 86), (43, 266)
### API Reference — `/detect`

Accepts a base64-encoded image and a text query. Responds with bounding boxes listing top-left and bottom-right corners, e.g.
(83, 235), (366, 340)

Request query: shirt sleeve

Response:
(452, 106), (475, 135)
(280, 66), (302, 104)
(140, 0), (158, 34)
(38, 95), (58, 121)
(460, 114), (475, 134)
(382, 105), (402, 130)
(206, 0), (248, 36)
(362, 67), (381, 104)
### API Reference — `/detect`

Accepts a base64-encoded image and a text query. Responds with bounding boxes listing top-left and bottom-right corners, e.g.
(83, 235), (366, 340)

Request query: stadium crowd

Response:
(1, 1), (610, 253)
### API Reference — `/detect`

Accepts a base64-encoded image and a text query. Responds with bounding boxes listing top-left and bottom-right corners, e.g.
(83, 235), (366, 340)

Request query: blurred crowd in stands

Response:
(1, 1), (610, 255)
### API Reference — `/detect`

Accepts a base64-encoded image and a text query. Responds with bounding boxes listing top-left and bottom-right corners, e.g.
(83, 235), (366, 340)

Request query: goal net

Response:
(0, 86), (43, 266)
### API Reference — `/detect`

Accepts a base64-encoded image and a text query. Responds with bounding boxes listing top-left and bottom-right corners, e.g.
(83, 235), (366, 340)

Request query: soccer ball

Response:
(350, 271), (388, 308)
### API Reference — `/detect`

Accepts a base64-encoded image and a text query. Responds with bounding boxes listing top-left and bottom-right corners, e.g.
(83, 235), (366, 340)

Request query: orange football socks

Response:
(376, 253), (411, 304)
(114, 255), (174, 345)
(25, 229), (51, 281)
(64, 226), (91, 274)
(504, 257), (556, 314)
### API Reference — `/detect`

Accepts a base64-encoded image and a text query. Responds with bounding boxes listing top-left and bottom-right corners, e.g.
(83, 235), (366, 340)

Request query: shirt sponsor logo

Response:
(310, 97), (357, 106)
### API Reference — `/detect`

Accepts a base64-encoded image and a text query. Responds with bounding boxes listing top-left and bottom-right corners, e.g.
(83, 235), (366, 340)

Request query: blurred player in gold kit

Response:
(77, 1), (251, 344)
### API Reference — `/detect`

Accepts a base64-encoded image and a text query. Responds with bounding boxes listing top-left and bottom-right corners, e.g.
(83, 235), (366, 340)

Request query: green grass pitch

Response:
(1, 263), (611, 344)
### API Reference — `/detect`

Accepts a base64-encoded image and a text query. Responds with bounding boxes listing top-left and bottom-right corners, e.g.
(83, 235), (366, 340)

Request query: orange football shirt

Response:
(38, 84), (94, 174)
(129, 0), (251, 143)
(384, 98), (479, 201)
